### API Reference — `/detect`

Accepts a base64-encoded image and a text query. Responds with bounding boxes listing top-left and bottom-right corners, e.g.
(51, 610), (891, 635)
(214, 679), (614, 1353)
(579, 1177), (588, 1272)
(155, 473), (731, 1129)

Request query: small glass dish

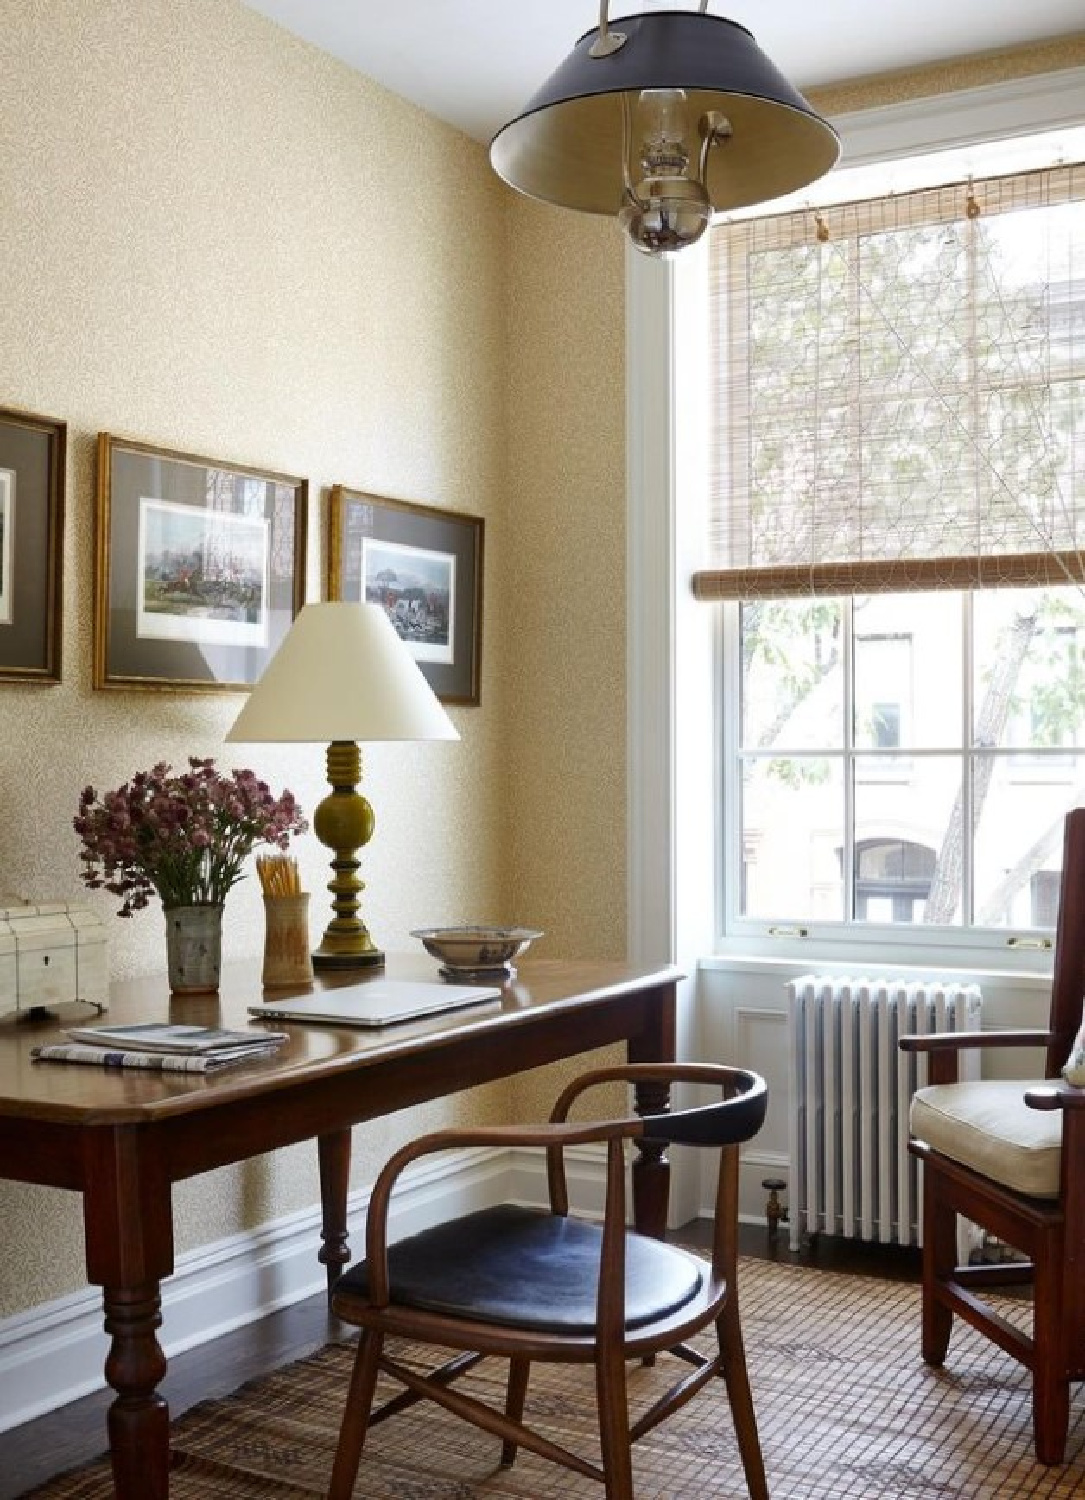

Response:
(410, 925), (543, 981)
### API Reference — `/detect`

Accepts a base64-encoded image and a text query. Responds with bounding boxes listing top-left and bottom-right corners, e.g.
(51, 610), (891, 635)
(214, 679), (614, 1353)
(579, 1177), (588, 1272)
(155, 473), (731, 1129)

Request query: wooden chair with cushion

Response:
(327, 1062), (769, 1500)
(902, 805), (1085, 1464)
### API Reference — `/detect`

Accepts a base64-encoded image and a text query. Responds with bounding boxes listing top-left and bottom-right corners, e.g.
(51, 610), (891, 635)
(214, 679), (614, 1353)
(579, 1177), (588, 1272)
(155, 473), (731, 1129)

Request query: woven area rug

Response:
(26, 1256), (1085, 1499)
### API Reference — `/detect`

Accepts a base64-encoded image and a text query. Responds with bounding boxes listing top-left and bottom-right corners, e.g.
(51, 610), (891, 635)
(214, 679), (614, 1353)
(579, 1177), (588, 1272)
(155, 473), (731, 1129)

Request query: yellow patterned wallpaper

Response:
(501, 197), (628, 961)
(0, 0), (509, 1317)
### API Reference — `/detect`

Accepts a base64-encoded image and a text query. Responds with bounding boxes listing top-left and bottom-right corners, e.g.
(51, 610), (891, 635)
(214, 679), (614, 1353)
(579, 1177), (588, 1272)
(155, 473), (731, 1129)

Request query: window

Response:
(856, 632), (909, 761)
(734, 586), (1085, 930)
(698, 160), (1085, 942)
(869, 703), (902, 751)
(853, 838), (935, 922)
(1005, 622), (1084, 752)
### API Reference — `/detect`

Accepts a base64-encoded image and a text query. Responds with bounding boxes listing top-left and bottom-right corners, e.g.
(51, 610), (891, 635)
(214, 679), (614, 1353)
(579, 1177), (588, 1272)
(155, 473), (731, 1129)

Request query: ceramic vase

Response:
(164, 903), (224, 994)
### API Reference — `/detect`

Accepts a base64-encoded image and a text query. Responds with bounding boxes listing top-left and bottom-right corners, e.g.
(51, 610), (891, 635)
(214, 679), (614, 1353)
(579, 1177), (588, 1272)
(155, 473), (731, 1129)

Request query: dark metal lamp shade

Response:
(490, 8), (840, 254)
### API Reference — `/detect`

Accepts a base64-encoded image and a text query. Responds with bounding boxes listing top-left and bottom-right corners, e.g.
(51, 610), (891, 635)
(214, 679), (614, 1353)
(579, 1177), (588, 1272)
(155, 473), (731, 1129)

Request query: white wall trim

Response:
(626, 242), (720, 1227)
(699, 949), (1052, 1000)
(626, 248), (678, 969)
(0, 1137), (730, 1433)
(0, 1144), (634, 1434)
(0, 1145), (514, 1434)
(833, 65), (1085, 166)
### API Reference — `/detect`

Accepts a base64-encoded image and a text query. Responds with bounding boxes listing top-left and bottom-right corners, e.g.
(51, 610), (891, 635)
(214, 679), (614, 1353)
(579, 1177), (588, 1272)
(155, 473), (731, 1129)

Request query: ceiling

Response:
(239, 0), (1084, 144)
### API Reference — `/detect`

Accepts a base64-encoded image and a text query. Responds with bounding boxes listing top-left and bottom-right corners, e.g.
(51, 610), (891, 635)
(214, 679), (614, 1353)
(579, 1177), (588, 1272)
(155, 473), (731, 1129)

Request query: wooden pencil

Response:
(256, 854), (301, 898)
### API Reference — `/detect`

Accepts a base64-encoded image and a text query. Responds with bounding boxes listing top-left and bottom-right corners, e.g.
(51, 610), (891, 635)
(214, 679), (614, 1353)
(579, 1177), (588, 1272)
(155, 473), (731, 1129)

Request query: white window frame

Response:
(626, 65), (1085, 986)
(723, 589), (1085, 953)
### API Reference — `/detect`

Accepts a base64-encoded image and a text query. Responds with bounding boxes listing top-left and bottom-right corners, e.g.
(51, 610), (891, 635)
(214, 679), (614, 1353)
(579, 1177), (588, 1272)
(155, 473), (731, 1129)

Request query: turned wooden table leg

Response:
(82, 1126), (175, 1500)
(632, 1076), (671, 1240)
(318, 1128), (353, 1296)
(629, 980), (677, 1240)
(103, 1282), (170, 1500)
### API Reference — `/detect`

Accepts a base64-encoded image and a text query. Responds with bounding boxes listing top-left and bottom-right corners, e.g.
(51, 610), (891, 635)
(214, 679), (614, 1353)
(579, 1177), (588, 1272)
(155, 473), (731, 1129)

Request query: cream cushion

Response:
(910, 1080), (1062, 1200)
(1064, 1016), (1085, 1085)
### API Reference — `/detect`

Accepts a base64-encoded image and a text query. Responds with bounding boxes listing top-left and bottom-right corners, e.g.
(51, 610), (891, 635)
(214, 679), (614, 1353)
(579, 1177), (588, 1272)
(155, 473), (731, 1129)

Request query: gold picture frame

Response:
(328, 486), (483, 705)
(95, 433), (307, 692)
(0, 405), (66, 684)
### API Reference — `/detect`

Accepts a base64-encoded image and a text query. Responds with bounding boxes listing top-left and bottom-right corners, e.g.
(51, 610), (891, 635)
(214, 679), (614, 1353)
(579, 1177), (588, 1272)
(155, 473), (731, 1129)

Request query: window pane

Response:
(854, 593), (961, 750)
(860, 222), (968, 385)
(973, 586), (1085, 749)
(977, 203), (1085, 376)
(854, 632), (910, 749)
(983, 389), (1074, 548)
(972, 753), (1085, 927)
(854, 755), (963, 925)
(861, 394), (977, 548)
(740, 756), (844, 921)
(740, 599), (843, 750)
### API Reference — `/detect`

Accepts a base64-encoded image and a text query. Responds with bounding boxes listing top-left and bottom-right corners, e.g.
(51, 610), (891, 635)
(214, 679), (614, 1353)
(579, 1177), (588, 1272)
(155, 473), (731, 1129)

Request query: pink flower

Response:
(74, 757), (308, 917)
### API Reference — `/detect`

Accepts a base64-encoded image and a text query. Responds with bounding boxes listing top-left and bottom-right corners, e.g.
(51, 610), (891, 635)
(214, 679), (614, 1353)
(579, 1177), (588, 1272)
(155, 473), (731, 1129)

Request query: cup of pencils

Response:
(257, 855), (314, 989)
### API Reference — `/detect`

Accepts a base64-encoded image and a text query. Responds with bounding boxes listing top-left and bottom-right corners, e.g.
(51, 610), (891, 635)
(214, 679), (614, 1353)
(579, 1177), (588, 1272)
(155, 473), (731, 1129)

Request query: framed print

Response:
(0, 406), (66, 683)
(0, 470), (12, 624)
(328, 487), (483, 705)
(95, 434), (307, 691)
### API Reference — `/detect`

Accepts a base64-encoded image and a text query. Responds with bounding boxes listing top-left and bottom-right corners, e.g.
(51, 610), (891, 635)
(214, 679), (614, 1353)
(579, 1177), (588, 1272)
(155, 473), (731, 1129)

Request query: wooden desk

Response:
(0, 955), (678, 1500)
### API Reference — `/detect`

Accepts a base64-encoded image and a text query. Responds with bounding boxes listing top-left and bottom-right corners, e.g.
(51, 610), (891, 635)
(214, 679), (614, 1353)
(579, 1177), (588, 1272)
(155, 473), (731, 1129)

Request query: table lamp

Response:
(226, 601), (459, 969)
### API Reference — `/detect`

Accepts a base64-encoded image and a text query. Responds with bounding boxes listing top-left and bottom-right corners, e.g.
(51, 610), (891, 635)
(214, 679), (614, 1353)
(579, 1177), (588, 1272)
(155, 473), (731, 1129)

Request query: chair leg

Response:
(595, 1344), (634, 1500)
(328, 1330), (384, 1500)
(920, 1171), (954, 1366)
(717, 1295), (769, 1500)
(1032, 1241), (1070, 1464)
(500, 1356), (531, 1467)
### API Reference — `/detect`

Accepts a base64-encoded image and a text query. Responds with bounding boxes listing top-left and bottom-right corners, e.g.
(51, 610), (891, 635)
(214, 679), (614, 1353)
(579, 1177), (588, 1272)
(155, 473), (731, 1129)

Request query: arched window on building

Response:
(852, 838), (936, 924)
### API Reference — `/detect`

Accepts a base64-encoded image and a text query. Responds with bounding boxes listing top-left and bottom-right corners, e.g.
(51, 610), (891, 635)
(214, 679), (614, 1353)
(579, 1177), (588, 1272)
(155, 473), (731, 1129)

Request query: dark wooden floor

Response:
(0, 1221), (920, 1499)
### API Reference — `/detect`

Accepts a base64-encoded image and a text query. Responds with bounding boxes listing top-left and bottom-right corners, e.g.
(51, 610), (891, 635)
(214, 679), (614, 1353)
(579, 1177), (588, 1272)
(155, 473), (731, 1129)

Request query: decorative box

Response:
(0, 901), (109, 1019)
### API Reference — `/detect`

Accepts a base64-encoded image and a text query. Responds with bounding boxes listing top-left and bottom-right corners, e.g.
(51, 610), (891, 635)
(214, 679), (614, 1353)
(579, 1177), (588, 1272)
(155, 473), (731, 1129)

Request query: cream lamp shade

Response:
(226, 602), (459, 969)
(225, 601), (459, 744)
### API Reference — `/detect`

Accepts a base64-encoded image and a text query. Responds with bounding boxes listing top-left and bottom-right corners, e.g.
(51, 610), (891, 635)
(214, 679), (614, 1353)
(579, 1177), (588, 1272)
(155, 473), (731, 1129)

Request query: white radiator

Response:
(786, 974), (983, 1252)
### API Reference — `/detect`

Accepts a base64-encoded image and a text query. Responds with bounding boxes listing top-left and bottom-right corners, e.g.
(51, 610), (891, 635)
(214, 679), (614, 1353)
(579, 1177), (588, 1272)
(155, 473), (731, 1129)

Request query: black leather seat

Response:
(340, 1201), (704, 1332)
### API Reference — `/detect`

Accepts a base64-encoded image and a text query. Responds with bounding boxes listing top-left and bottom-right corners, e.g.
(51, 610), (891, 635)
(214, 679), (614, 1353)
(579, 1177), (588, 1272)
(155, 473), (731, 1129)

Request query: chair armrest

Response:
(901, 1028), (1051, 1085)
(549, 1061), (756, 1122)
(1025, 1082), (1085, 1110)
(899, 1029), (1050, 1054)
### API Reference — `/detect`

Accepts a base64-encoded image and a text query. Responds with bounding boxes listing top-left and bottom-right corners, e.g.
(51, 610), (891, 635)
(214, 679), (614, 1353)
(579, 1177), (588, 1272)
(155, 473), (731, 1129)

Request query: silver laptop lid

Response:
(248, 979), (502, 1029)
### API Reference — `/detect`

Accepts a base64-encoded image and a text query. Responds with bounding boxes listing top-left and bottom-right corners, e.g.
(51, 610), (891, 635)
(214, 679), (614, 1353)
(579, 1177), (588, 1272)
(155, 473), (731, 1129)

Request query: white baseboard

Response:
(0, 1143), (527, 1434)
(0, 1137), (683, 1433)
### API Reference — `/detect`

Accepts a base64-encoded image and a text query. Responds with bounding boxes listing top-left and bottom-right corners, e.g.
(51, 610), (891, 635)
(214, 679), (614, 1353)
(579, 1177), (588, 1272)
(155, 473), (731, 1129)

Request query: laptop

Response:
(249, 979), (502, 1029)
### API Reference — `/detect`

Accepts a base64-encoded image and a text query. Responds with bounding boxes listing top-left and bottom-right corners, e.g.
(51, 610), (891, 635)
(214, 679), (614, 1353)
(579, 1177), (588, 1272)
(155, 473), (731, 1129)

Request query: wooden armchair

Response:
(901, 806), (1085, 1463)
(327, 1062), (769, 1500)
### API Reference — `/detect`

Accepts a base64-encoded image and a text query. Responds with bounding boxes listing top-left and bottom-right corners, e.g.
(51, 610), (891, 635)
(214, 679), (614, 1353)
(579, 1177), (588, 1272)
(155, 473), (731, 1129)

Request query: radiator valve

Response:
(762, 1177), (787, 1240)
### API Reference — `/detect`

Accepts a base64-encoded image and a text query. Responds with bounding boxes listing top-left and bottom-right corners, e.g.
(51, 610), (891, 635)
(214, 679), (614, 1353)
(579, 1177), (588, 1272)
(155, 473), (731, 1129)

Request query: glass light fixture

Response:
(490, 1), (840, 257)
(617, 86), (727, 254)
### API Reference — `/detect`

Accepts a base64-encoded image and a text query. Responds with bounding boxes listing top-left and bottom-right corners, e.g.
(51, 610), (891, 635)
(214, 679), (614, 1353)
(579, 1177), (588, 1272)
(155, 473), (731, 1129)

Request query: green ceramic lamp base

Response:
(311, 740), (386, 972)
(312, 946), (385, 970)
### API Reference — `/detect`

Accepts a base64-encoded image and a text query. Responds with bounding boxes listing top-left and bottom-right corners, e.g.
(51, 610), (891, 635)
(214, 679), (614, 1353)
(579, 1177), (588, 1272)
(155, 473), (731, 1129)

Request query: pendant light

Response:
(490, 1), (840, 255)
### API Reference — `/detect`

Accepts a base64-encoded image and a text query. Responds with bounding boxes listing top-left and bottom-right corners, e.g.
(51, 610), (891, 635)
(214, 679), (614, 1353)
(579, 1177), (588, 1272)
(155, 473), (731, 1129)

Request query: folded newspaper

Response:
(31, 1021), (289, 1072)
(31, 1041), (284, 1072)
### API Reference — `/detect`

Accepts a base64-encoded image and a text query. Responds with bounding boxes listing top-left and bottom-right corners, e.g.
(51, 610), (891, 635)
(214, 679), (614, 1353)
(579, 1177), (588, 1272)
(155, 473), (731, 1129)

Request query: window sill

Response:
(699, 949), (1052, 998)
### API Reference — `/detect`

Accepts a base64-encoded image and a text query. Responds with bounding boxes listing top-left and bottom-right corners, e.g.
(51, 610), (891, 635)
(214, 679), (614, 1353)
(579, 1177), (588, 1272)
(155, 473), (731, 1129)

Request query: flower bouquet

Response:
(74, 757), (308, 917)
